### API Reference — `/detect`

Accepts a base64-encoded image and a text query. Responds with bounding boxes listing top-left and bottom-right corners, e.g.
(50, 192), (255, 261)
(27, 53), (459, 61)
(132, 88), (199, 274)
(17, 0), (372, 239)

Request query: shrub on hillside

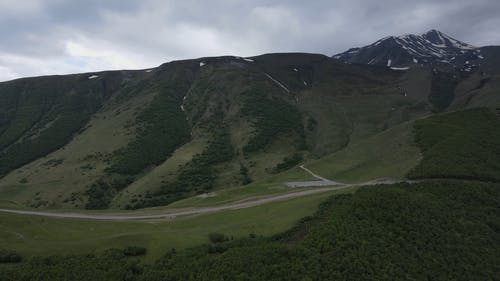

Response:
(0, 249), (22, 263)
(272, 153), (303, 173)
(208, 233), (228, 244)
(122, 246), (146, 256)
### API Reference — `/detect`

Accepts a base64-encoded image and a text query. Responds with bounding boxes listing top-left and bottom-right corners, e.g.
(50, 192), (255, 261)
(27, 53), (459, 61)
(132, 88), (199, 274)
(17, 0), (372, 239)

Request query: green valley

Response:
(0, 31), (500, 280)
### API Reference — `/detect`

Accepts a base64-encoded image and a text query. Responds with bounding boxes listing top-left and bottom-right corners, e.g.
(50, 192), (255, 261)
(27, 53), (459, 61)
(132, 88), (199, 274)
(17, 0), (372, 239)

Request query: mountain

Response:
(334, 30), (500, 112)
(0, 53), (425, 209)
(0, 32), (499, 210)
(1, 29), (500, 281)
(333, 29), (482, 69)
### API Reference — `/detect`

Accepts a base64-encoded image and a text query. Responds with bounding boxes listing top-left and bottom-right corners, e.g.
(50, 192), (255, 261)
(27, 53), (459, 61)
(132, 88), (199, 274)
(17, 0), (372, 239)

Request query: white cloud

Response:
(0, 0), (499, 82)
(65, 40), (143, 70)
(0, 65), (17, 81)
(250, 5), (300, 34)
(0, 0), (42, 16)
(0, 52), (81, 80)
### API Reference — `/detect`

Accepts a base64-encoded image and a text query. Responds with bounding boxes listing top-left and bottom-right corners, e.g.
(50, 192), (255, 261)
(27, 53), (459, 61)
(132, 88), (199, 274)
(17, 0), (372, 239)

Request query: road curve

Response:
(0, 166), (412, 221)
(0, 186), (345, 221)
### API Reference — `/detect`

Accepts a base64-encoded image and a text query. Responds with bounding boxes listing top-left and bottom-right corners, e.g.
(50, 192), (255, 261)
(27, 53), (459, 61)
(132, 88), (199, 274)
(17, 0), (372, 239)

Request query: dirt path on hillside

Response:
(286, 165), (409, 187)
(285, 165), (344, 187)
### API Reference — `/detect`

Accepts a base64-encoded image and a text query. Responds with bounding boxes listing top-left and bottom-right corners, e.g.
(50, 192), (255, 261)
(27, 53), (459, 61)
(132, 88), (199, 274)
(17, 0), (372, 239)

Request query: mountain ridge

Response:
(0, 31), (499, 210)
(333, 29), (483, 68)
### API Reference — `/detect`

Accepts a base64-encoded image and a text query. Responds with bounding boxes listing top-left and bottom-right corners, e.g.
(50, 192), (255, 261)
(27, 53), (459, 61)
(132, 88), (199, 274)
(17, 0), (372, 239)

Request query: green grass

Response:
(168, 166), (315, 208)
(0, 200), (26, 210)
(297, 58), (428, 157)
(0, 163), (314, 212)
(241, 88), (305, 153)
(111, 138), (208, 209)
(0, 54), (429, 211)
(107, 84), (191, 176)
(156, 180), (499, 280)
(3, 180), (499, 280)
(450, 73), (500, 109)
(0, 73), (127, 177)
(306, 121), (421, 183)
(0, 189), (347, 263)
(0, 91), (155, 208)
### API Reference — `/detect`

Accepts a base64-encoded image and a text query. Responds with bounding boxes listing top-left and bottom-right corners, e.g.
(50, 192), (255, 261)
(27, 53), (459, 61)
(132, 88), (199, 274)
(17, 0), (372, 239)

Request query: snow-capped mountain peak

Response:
(333, 29), (478, 68)
(421, 29), (475, 50)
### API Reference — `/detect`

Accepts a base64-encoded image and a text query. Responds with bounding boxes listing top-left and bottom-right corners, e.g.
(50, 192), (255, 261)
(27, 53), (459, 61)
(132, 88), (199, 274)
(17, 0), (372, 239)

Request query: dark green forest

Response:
(2, 180), (499, 280)
(107, 88), (191, 176)
(428, 71), (459, 112)
(241, 89), (306, 153)
(0, 74), (123, 176)
(85, 85), (192, 209)
(272, 153), (303, 173)
(125, 122), (234, 210)
(408, 108), (500, 182)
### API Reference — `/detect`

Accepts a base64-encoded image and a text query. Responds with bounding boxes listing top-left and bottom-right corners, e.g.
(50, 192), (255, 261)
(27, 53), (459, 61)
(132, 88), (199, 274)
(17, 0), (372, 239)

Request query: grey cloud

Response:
(0, 0), (499, 81)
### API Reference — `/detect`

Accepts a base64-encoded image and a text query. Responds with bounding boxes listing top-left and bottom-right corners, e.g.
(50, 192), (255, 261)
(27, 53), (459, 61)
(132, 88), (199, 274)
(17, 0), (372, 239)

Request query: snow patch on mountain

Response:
(391, 67), (410, 71)
(265, 73), (290, 93)
(333, 29), (478, 68)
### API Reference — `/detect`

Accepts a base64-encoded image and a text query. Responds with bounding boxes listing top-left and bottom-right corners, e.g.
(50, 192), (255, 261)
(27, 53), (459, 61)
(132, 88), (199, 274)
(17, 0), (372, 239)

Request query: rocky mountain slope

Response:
(334, 30), (500, 111)
(333, 29), (482, 70)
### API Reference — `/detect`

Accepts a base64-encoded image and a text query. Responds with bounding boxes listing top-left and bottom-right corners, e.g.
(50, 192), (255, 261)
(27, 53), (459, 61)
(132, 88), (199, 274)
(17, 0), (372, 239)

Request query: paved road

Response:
(0, 187), (343, 221)
(0, 165), (411, 221)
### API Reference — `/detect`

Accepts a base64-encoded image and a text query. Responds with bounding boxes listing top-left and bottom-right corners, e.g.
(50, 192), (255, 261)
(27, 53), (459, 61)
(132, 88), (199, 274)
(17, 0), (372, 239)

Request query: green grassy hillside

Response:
(0, 52), (498, 210)
(305, 121), (421, 183)
(0, 72), (131, 176)
(0, 189), (344, 262)
(1, 50), (500, 280)
(0, 81), (158, 208)
(305, 107), (500, 184)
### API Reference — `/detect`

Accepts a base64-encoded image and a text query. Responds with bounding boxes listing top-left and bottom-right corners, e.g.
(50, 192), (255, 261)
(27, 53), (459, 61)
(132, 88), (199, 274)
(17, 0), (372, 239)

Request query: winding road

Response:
(0, 165), (408, 221)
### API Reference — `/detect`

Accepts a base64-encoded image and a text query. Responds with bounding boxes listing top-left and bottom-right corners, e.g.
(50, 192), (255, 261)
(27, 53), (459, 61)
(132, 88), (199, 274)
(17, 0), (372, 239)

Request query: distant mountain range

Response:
(333, 29), (485, 71)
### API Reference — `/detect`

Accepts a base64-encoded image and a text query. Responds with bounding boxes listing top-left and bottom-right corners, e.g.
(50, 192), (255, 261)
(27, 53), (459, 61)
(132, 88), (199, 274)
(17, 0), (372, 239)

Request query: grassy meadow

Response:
(0, 188), (354, 262)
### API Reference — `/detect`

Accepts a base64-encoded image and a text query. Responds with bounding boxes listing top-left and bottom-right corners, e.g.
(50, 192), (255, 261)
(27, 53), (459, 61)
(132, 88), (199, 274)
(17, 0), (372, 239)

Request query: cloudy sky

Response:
(1, 0), (499, 81)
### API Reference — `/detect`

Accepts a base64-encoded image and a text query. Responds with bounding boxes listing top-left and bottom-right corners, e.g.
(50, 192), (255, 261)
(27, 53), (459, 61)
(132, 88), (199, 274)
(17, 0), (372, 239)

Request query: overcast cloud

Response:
(0, 0), (499, 81)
